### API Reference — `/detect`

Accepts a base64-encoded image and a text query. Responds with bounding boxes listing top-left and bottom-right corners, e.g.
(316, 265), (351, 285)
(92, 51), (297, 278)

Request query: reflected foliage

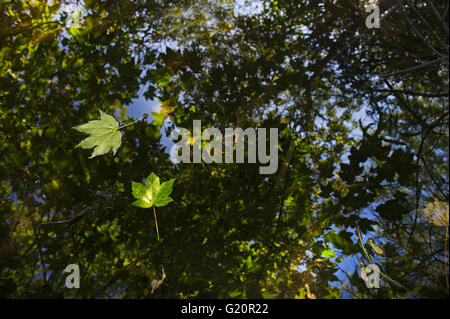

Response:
(0, 0), (448, 298)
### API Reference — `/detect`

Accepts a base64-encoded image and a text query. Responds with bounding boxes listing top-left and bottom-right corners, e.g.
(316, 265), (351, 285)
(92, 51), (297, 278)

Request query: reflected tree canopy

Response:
(0, 0), (448, 298)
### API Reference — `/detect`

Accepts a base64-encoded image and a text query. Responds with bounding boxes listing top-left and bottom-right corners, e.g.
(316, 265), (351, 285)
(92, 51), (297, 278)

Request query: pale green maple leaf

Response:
(132, 173), (175, 208)
(73, 110), (122, 158)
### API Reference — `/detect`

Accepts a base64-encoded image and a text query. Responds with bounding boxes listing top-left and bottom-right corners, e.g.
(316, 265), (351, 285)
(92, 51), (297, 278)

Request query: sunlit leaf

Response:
(73, 110), (122, 158)
(132, 173), (175, 208)
(322, 249), (335, 258)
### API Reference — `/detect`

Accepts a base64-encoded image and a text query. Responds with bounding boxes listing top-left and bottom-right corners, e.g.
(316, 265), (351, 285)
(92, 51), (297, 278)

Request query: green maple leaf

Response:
(132, 173), (175, 241)
(132, 173), (175, 208)
(73, 110), (122, 158)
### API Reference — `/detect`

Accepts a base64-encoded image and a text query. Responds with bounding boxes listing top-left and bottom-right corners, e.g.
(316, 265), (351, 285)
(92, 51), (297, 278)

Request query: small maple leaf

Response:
(132, 173), (175, 208)
(132, 173), (175, 240)
(73, 110), (122, 158)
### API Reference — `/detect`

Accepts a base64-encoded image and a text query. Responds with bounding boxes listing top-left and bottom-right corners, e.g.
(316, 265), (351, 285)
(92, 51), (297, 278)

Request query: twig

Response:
(39, 207), (92, 227)
(380, 137), (408, 146)
(380, 58), (447, 78)
(32, 225), (48, 283)
(409, 1), (449, 54)
(408, 130), (425, 244)
(395, 0), (446, 58)
(373, 89), (448, 97)
(425, 0), (449, 35)
(383, 79), (429, 129)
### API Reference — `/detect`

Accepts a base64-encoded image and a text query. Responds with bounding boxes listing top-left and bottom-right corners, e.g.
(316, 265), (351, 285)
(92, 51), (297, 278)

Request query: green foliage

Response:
(325, 231), (358, 255)
(376, 199), (410, 221)
(321, 249), (335, 259)
(132, 173), (175, 208)
(0, 0), (447, 299)
(150, 67), (171, 88)
(73, 110), (122, 158)
(151, 112), (166, 127)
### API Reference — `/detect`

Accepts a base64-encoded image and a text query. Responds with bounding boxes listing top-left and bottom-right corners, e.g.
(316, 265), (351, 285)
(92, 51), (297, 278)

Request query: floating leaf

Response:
(368, 238), (384, 255)
(132, 173), (175, 208)
(132, 173), (175, 240)
(151, 266), (166, 294)
(73, 110), (122, 158)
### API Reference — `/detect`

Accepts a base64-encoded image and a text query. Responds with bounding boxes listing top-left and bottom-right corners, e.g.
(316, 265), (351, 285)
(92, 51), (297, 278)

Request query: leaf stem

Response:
(153, 206), (160, 241)
(445, 225), (448, 290)
(118, 114), (149, 130)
